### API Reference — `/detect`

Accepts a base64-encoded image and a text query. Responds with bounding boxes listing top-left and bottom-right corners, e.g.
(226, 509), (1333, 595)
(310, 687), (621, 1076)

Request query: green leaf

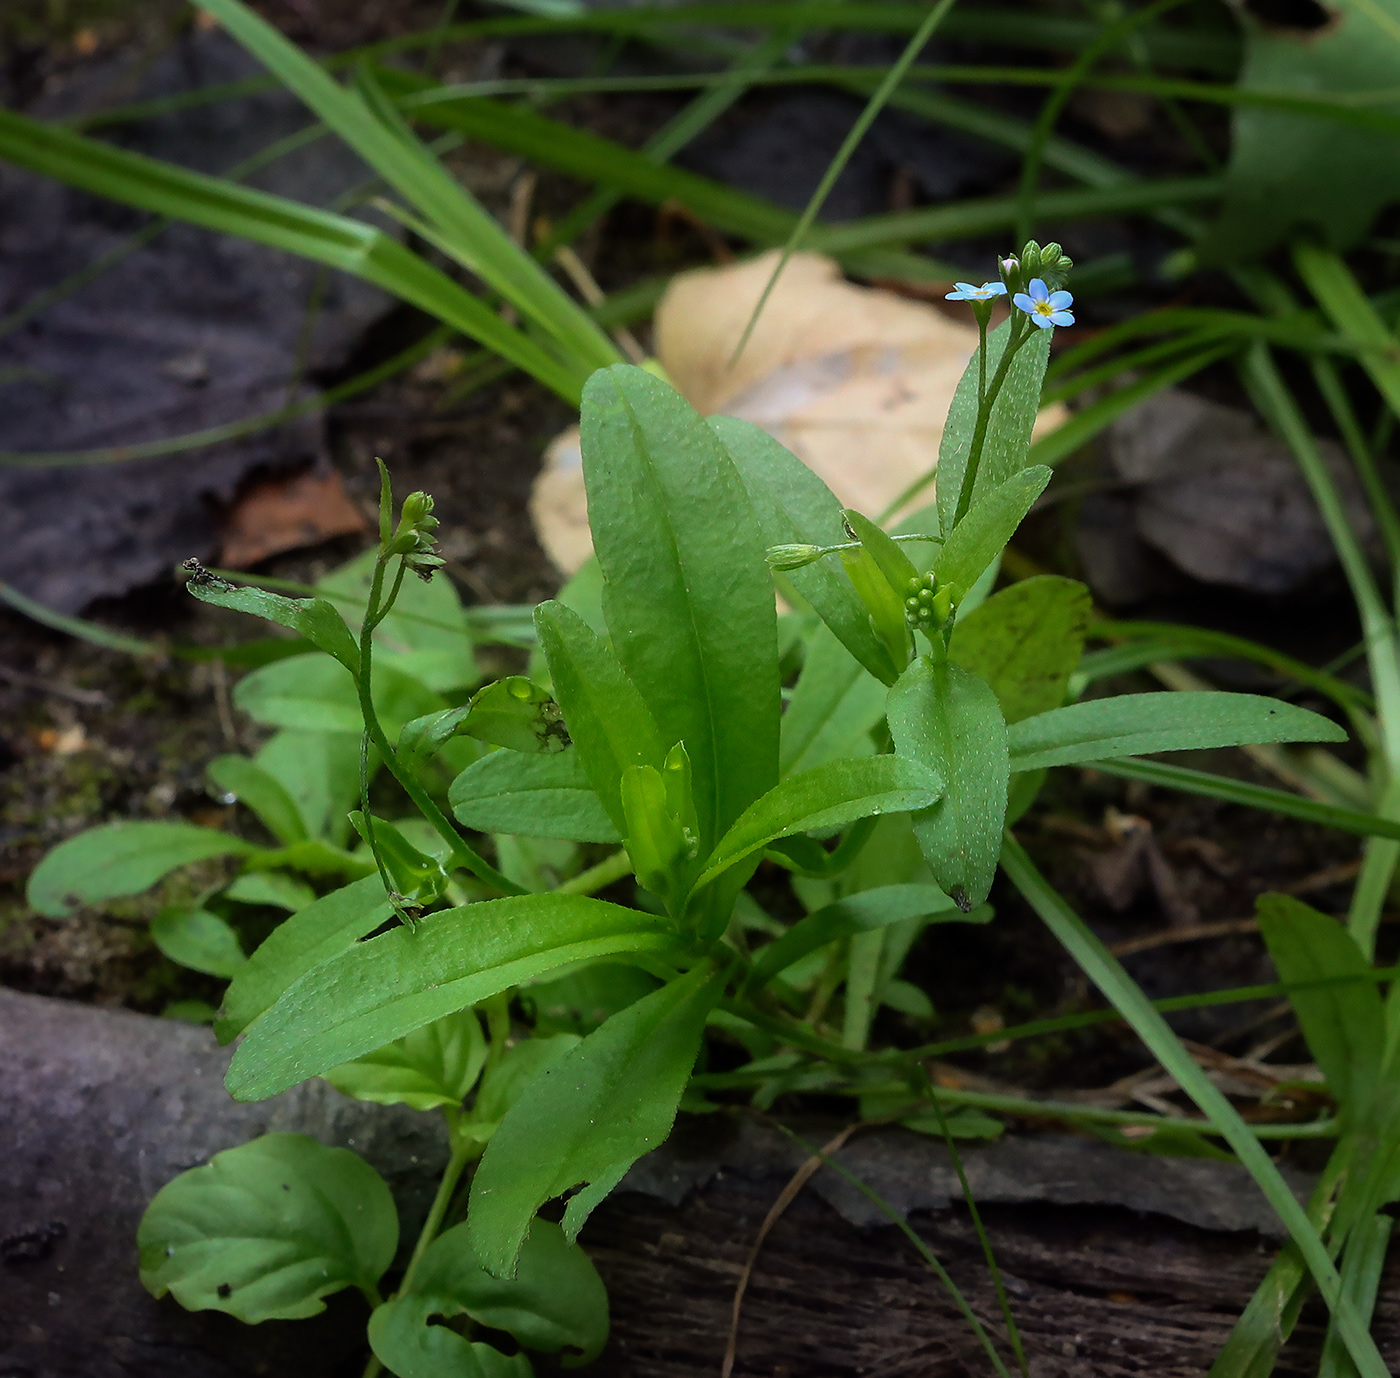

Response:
(583, 366), (780, 850)
(253, 729), (361, 845)
(780, 622), (887, 776)
(234, 651), (444, 735)
(227, 895), (678, 1100)
(1203, 0), (1400, 262)
(949, 576), (1092, 724)
(450, 749), (620, 843)
(469, 966), (724, 1277)
(138, 1133), (398, 1322)
(324, 1007), (487, 1111)
(935, 466), (1051, 604)
(747, 883), (985, 990)
(367, 1219), (606, 1375)
(843, 509), (918, 595)
(1257, 894), (1383, 1117)
(245, 838), (377, 882)
(151, 905), (247, 978)
(715, 416), (897, 684)
(224, 871), (317, 912)
(186, 580), (360, 674)
(471, 1034), (583, 1139)
(1008, 691), (1347, 772)
(888, 657), (1008, 909)
(461, 677), (570, 754)
(27, 821), (259, 919)
(534, 600), (664, 835)
(217, 875), (395, 1042)
(207, 754), (308, 846)
(695, 756), (943, 891)
(936, 319), (1052, 532)
(349, 812), (449, 908)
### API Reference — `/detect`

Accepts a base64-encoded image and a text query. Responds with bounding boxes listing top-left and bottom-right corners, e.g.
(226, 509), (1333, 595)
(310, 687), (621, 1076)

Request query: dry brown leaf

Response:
(531, 251), (1067, 576)
(219, 469), (367, 568)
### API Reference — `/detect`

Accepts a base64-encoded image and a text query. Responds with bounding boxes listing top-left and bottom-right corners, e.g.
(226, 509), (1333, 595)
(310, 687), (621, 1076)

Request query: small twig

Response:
(209, 657), (237, 747)
(721, 1122), (862, 1378)
(1109, 917), (1260, 959)
(0, 662), (107, 707)
(553, 244), (647, 364)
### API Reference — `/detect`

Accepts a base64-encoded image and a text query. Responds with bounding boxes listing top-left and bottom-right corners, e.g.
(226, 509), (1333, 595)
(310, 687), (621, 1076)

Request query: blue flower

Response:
(944, 281), (1008, 303)
(1013, 278), (1074, 329)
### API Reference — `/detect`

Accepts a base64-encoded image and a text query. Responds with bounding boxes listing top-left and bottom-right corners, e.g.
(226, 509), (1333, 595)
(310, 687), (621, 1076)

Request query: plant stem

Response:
(554, 847), (633, 895)
(951, 316), (1026, 530)
(352, 553), (526, 898)
(399, 1131), (481, 1298)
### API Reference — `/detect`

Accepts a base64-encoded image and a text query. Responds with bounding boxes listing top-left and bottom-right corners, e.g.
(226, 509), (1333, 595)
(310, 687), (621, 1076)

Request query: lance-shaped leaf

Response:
(694, 755), (942, 891)
(888, 657), (1009, 910)
(469, 966), (724, 1277)
(324, 1008), (487, 1112)
(746, 883), (987, 991)
(138, 1133), (397, 1323)
(367, 1220), (607, 1375)
(206, 754), (308, 846)
(949, 575), (1092, 724)
(226, 895), (678, 1100)
(451, 748), (620, 844)
(583, 367), (779, 849)
(715, 415), (897, 685)
(1257, 894), (1383, 1118)
(1008, 691), (1346, 773)
(187, 580), (360, 674)
(217, 875), (397, 1042)
(535, 600), (663, 834)
(936, 318), (1052, 532)
(27, 821), (260, 919)
(780, 622), (887, 777)
(935, 466), (1051, 604)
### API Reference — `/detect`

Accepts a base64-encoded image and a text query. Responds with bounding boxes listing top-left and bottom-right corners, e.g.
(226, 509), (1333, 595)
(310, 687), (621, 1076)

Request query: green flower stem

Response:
(950, 313), (1029, 532)
(353, 549), (526, 899)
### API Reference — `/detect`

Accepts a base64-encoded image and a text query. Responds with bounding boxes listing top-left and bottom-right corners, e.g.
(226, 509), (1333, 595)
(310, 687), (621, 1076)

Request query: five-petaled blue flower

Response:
(945, 281), (1009, 303)
(1013, 278), (1074, 329)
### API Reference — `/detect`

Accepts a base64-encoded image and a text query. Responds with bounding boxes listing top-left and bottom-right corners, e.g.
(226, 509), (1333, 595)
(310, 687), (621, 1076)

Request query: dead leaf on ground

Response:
(218, 468), (367, 568)
(531, 251), (1069, 576)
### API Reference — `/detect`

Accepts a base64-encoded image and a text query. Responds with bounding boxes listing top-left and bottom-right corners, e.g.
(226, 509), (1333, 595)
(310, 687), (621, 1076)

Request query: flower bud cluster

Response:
(998, 239), (1075, 295)
(904, 572), (953, 632)
(387, 491), (444, 581)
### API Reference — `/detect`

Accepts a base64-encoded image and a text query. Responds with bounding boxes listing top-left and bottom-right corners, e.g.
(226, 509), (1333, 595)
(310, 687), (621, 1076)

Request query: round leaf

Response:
(367, 1220), (607, 1374)
(138, 1133), (398, 1323)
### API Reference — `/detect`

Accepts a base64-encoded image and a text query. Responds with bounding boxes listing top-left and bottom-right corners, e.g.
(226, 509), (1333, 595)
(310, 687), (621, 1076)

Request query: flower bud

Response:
(766, 543), (825, 571)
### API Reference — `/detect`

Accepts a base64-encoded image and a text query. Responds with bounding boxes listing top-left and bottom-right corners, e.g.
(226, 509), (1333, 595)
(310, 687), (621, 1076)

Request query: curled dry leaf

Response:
(531, 251), (1067, 575)
(219, 469), (367, 569)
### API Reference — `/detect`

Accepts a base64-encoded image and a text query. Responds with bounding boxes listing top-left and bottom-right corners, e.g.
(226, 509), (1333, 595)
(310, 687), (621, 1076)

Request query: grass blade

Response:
(1000, 834), (1387, 1378)
(0, 108), (585, 399)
